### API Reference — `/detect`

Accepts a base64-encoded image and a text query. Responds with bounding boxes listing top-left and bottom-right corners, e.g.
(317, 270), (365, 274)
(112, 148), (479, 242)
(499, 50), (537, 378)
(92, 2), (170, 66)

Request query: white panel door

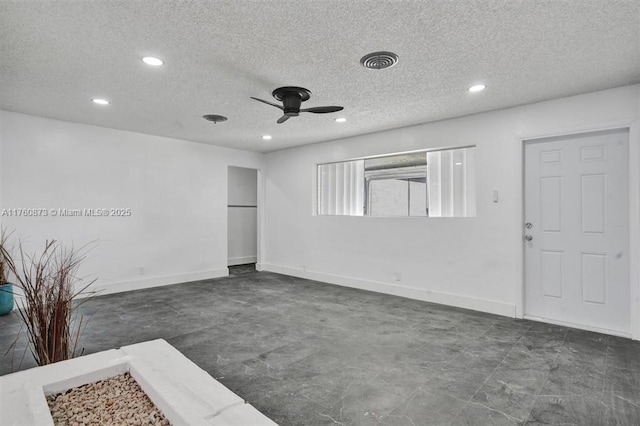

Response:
(524, 129), (630, 334)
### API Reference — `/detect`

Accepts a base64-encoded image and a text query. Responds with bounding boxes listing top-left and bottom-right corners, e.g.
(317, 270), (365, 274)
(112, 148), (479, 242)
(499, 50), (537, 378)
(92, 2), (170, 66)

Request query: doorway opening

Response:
(227, 166), (258, 273)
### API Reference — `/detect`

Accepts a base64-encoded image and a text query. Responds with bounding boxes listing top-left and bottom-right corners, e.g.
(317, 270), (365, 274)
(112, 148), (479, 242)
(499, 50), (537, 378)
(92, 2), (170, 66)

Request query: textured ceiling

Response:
(1, 1), (638, 153)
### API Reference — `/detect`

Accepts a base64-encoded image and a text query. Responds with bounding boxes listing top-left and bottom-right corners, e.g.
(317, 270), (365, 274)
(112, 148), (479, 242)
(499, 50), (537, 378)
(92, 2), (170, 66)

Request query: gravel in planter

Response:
(47, 372), (170, 425)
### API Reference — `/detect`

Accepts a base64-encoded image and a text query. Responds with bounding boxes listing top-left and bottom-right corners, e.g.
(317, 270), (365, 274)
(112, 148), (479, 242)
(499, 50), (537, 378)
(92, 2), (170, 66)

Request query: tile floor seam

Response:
(465, 400), (525, 424)
(410, 323), (492, 407)
(436, 392), (471, 425)
(521, 328), (570, 425)
(448, 322), (534, 425)
(383, 388), (463, 426)
(612, 394), (640, 408)
(292, 357), (373, 412)
(318, 412), (347, 425)
(444, 324), (489, 364)
(379, 385), (425, 423)
(319, 365), (399, 422)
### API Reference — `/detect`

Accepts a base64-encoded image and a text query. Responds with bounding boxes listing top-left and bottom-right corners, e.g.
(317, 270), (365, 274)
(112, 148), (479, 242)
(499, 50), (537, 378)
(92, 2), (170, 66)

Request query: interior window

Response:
(318, 147), (476, 217)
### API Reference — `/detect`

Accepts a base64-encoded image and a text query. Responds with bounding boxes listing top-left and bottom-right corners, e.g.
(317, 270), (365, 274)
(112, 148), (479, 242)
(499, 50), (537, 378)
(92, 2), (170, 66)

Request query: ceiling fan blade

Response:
(300, 106), (344, 114)
(250, 97), (284, 110)
(277, 114), (291, 124)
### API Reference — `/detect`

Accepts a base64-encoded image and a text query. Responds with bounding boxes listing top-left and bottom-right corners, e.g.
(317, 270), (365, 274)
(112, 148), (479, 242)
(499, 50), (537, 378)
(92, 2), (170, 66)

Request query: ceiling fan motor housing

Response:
(282, 95), (301, 115)
(273, 87), (311, 115)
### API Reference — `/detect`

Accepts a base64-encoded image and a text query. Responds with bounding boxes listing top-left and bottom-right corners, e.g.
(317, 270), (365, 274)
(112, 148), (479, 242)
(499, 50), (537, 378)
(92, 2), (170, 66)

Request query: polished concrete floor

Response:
(1, 270), (639, 425)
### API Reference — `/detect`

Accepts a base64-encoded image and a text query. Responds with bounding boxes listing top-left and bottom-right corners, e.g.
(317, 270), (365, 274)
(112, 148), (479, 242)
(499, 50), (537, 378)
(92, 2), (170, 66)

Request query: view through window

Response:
(318, 147), (476, 217)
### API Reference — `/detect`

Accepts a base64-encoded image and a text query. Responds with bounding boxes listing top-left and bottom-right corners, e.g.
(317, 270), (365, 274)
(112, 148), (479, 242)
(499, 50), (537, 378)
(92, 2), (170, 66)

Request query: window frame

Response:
(316, 145), (476, 218)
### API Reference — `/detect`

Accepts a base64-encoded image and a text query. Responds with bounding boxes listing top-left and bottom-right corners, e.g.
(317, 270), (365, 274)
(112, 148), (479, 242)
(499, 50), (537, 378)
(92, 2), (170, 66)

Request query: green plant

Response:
(0, 239), (95, 365)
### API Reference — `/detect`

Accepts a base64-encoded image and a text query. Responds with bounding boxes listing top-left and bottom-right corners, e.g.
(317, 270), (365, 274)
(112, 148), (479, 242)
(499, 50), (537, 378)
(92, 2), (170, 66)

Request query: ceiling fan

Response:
(251, 86), (343, 124)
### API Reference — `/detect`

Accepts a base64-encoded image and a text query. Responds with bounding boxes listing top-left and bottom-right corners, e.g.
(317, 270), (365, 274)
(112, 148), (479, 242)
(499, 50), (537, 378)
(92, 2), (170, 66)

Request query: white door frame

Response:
(256, 168), (265, 270)
(226, 166), (263, 271)
(516, 119), (640, 340)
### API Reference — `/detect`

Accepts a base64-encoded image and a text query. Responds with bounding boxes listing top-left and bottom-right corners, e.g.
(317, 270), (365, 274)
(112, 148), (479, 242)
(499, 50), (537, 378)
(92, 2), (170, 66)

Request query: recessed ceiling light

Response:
(468, 84), (486, 93)
(142, 56), (164, 66)
(455, 162), (463, 165)
(335, 117), (347, 123)
(91, 98), (109, 105)
(262, 135), (272, 140)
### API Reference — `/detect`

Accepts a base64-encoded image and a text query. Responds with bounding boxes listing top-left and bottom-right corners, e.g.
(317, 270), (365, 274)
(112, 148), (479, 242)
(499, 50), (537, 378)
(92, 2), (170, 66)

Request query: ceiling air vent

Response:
(360, 51), (399, 70)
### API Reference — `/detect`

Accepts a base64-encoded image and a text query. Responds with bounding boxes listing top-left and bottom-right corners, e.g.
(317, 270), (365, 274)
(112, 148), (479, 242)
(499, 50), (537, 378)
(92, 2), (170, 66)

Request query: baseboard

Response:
(523, 315), (632, 339)
(76, 268), (230, 299)
(8, 268), (230, 310)
(227, 256), (257, 266)
(261, 263), (516, 318)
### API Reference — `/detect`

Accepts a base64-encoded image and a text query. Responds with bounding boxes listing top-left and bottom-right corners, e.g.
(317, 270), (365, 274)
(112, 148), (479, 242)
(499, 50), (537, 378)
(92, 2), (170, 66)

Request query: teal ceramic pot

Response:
(0, 283), (14, 315)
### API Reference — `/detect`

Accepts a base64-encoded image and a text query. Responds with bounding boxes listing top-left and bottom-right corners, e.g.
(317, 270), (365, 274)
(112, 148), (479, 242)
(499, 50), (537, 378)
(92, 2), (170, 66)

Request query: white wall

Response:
(0, 114), (3, 213)
(262, 85), (640, 337)
(2, 86), (638, 337)
(0, 111), (264, 295)
(227, 166), (257, 266)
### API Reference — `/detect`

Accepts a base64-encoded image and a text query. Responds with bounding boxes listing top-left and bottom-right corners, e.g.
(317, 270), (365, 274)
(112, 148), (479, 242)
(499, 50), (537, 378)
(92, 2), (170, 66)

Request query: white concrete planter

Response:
(0, 339), (277, 426)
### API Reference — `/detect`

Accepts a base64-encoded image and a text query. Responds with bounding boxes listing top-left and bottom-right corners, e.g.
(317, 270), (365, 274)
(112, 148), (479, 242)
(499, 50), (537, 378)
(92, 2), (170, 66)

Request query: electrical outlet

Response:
(138, 266), (145, 275)
(394, 272), (401, 282)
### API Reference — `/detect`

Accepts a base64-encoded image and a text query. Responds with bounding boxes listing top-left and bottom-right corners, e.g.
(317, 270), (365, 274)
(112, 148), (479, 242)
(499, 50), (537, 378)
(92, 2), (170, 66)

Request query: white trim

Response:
(227, 256), (257, 266)
(261, 263), (516, 318)
(311, 160), (318, 216)
(628, 119), (640, 340)
(314, 144), (477, 166)
(256, 168), (264, 270)
(519, 121), (640, 340)
(516, 119), (636, 142)
(516, 138), (526, 319)
(76, 268), (229, 298)
(523, 315), (631, 339)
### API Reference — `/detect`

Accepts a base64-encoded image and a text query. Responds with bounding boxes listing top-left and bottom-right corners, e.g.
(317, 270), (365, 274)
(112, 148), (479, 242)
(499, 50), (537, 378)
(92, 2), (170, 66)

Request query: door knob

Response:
(525, 235), (533, 241)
